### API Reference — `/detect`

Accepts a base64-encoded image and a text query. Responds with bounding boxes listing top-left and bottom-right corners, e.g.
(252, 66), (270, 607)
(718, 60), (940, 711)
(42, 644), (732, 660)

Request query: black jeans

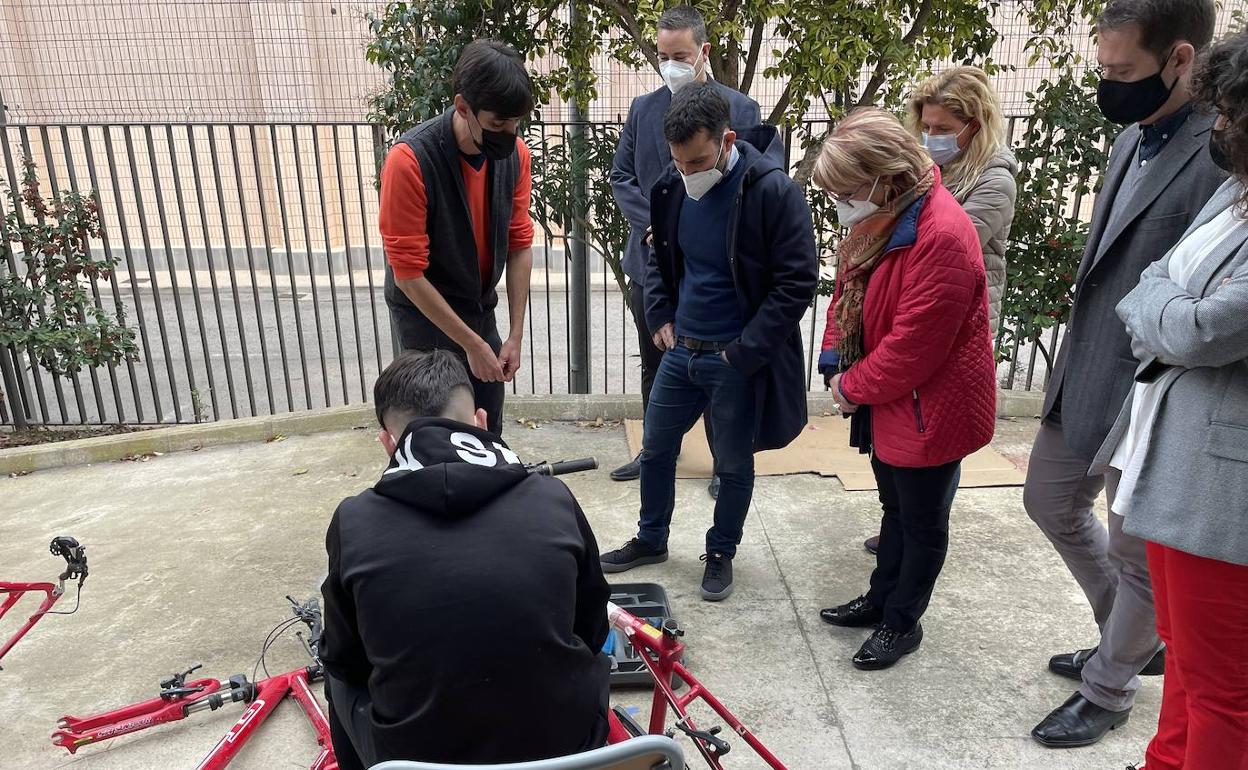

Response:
(326, 672), (609, 767)
(865, 456), (961, 632)
(390, 306), (506, 436)
(627, 282), (715, 456)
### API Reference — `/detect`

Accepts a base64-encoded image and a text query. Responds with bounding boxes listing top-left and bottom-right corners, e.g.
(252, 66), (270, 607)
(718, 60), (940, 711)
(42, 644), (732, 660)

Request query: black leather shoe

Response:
(1048, 647), (1100, 681)
(610, 454), (641, 481)
(1030, 692), (1131, 748)
(1142, 647), (1166, 676)
(1049, 646), (1166, 681)
(852, 623), (923, 670)
(708, 475), (721, 500)
(820, 595), (883, 628)
(863, 535), (880, 555)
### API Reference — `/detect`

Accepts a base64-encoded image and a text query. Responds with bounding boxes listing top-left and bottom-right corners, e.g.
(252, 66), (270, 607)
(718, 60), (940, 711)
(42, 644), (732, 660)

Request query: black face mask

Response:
(1097, 52), (1177, 126)
(470, 111), (517, 161)
(1209, 127), (1234, 173)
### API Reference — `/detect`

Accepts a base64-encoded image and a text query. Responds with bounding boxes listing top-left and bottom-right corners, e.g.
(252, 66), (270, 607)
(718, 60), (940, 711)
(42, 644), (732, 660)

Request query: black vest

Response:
(384, 109), (519, 350)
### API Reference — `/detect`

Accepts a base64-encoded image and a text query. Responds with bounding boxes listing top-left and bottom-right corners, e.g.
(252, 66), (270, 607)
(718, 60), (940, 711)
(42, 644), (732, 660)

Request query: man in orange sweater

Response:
(380, 39), (534, 435)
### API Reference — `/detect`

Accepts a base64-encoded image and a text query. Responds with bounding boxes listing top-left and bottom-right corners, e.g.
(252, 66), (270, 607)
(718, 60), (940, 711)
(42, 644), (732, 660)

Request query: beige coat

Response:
(953, 148), (1018, 333)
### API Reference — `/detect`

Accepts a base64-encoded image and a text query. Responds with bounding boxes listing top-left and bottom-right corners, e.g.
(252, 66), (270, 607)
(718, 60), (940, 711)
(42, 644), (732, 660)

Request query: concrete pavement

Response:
(0, 418), (1155, 769)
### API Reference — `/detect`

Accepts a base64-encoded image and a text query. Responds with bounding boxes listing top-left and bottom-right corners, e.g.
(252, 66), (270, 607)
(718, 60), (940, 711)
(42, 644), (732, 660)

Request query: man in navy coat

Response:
(608, 5), (761, 492)
(600, 83), (817, 602)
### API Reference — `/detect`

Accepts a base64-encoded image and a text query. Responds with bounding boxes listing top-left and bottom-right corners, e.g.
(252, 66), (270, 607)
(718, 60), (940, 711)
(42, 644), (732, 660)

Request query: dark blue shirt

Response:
(675, 152), (746, 342)
(1139, 102), (1194, 164)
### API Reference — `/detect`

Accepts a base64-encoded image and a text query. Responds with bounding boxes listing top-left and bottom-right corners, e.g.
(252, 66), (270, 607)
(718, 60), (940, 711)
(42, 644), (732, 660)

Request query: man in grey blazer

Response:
(1025, 0), (1226, 749)
(608, 5), (762, 487)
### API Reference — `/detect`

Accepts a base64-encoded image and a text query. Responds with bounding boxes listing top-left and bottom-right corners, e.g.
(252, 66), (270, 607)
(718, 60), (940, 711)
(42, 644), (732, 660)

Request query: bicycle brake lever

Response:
(160, 663), (203, 690)
(671, 721), (731, 755)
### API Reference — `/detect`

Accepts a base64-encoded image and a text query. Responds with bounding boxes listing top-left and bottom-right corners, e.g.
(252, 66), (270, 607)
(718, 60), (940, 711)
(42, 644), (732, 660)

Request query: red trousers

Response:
(1145, 542), (1248, 770)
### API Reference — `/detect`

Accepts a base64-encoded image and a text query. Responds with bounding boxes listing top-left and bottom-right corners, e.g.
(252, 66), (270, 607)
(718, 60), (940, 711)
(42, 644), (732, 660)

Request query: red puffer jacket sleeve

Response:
(840, 229), (978, 405)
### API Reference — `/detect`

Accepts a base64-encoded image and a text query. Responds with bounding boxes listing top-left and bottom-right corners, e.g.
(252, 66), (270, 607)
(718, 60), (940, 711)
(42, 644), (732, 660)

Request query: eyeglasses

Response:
(828, 181), (870, 204)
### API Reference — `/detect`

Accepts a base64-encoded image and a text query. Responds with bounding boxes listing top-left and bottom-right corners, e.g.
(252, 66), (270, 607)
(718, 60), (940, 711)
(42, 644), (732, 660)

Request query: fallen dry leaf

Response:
(8, 470), (32, 478)
(292, 468), (309, 476)
(119, 452), (159, 463)
(266, 434), (287, 443)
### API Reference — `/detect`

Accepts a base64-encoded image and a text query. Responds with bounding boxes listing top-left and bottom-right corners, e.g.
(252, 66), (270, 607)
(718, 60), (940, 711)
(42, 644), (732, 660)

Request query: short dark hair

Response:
(657, 5), (708, 46)
(374, 350), (473, 429)
(1193, 30), (1248, 210)
(452, 39), (534, 118)
(663, 82), (730, 145)
(1096, 0), (1217, 59)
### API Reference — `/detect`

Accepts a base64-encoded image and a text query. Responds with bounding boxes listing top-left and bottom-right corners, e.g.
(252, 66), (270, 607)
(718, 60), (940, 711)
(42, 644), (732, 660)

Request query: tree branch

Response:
(855, 0), (934, 107)
(766, 80), (794, 125)
(598, 0), (660, 72)
(792, 127), (830, 188)
(739, 17), (766, 96)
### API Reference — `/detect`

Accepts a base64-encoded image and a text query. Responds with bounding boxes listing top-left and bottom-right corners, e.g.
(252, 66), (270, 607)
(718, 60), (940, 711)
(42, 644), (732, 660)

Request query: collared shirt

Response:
(724, 143), (740, 174)
(1138, 102), (1195, 165)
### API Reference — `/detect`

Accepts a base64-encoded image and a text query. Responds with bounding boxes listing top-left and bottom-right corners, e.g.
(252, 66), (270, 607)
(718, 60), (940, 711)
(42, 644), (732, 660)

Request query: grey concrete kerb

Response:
(0, 390), (1044, 476)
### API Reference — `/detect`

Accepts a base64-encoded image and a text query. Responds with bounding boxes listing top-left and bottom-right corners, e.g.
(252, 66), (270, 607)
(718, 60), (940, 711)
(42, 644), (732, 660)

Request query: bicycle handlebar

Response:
(525, 458), (598, 476)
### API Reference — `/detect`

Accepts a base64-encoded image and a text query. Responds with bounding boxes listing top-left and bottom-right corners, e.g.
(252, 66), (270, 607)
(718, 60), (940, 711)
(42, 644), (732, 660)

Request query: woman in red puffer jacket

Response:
(812, 107), (996, 671)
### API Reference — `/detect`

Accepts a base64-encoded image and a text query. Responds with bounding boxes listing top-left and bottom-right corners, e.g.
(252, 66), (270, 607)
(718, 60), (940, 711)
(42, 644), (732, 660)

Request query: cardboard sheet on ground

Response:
(624, 417), (1024, 491)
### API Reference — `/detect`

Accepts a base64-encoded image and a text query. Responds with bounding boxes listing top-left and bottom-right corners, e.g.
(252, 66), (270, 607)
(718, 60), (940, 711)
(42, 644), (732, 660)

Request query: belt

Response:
(678, 336), (731, 353)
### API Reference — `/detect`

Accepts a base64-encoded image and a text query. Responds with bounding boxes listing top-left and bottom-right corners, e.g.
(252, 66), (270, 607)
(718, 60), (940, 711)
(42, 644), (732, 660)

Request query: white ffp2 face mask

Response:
(680, 142), (726, 201)
(660, 54), (703, 93)
(834, 176), (881, 227)
(921, 124), (968, 166)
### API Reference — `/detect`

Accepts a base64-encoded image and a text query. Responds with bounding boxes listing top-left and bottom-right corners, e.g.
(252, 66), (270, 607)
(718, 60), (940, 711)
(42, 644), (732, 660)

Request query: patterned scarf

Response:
(834, 165), (937, 367)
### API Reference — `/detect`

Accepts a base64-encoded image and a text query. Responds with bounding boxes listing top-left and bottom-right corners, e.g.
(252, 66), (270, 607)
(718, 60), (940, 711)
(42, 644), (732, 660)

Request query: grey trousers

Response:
(1023, 420), (1163, 712)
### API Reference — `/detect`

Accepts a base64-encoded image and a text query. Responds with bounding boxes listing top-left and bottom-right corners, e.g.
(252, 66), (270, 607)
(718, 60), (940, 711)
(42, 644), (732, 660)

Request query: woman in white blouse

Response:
(1090, 30), (1248, 770)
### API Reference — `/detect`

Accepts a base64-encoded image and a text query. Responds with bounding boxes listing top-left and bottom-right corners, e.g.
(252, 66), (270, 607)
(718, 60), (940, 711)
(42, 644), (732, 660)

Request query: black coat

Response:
(645, 125), (819, 451)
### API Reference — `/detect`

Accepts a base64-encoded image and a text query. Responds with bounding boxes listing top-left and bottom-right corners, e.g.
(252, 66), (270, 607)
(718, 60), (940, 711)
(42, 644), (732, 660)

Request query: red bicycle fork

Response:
(52, 677), (225, 752)
(0, 581), (60, 668)
(606, 605), (788, 770)
(52, 668), (336, 770)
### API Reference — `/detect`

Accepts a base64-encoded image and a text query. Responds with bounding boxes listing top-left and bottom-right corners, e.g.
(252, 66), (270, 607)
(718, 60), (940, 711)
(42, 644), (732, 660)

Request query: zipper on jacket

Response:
(912, 389), (926, 434)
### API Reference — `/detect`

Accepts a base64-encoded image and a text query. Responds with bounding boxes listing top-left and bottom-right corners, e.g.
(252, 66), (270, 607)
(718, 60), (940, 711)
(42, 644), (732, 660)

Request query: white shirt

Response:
(1110, 205), (1248, 516)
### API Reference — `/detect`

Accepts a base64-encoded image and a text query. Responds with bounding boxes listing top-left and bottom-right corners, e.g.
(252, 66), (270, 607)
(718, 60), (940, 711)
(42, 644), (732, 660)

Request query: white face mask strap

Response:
(863, 175), (880, 203)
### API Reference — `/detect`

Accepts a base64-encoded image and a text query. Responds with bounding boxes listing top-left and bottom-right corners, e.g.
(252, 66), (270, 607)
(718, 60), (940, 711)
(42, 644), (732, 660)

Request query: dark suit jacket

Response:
(610, 81), (762, 283)
(1043, 109), (1227, 461)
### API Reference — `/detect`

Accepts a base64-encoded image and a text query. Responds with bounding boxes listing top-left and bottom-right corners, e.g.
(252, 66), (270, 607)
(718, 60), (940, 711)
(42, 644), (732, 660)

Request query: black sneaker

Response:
(610, 454), (641, 481)
(600, 538), (668, 574)
(708, 475), (721, 500)
(852, 623), (923, 670)
(700, 552), (733, 601)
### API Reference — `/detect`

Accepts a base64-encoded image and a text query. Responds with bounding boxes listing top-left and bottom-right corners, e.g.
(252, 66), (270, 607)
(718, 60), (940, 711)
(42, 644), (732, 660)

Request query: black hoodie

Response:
(320, 418), (611, 764)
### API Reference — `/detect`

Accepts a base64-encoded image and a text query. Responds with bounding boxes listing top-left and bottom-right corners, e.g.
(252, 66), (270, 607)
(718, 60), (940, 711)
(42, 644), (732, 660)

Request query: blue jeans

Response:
(637, 344), (756, 558)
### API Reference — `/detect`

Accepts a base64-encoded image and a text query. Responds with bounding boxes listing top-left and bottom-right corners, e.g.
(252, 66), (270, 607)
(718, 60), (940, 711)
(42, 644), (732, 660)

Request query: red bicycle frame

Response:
(53, 596), (335, 769)
(604, 602), (787, 769)
(0, 537), (87, 670)
(0, 581), (61, 667)
(52, 663), (337, 770)
(192, 666), (335, 770)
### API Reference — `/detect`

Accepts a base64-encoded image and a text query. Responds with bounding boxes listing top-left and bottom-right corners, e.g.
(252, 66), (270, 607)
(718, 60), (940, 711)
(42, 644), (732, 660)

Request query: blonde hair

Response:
(905, 66), (1006, 198)
(813, 107), (932, 197)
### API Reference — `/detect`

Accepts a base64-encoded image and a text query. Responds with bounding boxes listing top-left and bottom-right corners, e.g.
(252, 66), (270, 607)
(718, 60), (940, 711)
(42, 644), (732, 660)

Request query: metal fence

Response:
(0, 117), (1063, 428)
